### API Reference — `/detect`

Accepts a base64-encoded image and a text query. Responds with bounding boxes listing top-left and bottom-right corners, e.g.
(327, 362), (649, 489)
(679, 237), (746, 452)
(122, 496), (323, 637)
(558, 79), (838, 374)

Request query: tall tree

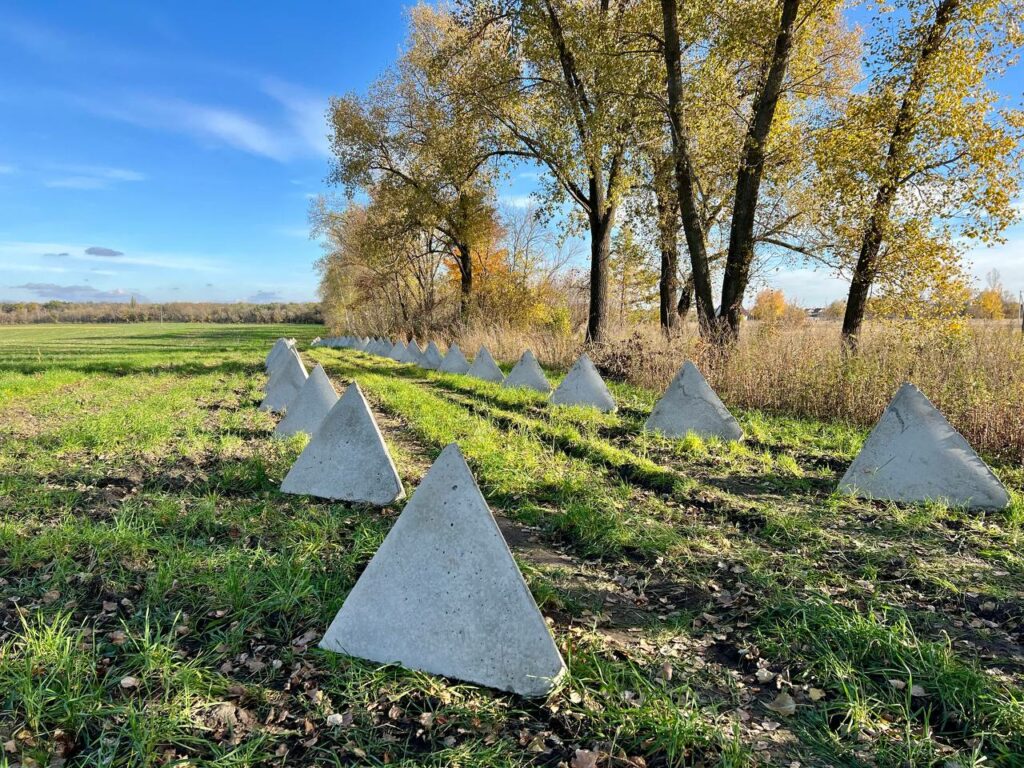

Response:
(327, 5), (499, 321)
(455, 0), (657, 342)
(717, 0), (802, 337)
(823, 0), (1024, 347)
(660, 0), (854, 340)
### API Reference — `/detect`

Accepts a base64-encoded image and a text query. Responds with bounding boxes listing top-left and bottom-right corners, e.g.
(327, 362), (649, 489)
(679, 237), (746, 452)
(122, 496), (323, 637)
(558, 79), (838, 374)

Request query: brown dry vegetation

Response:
(452, 319), (1024, 463)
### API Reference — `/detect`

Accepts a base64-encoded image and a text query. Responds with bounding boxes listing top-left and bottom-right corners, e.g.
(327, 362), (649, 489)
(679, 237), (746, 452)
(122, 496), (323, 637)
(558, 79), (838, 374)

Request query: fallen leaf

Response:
(808, 687), (825, 702)
(755, 668), (775, 683)
(911, 684), (926, 698)
(659, 662), (673, 681)
(572, 749), (601, 768)
(766, 692), (796, 717)
(119, 676), (139, 689)
(888, 679), (906, 691)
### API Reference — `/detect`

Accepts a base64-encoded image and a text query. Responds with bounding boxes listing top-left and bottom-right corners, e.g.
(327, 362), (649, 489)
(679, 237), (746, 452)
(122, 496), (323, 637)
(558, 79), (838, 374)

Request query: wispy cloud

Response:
(12, 282), (144, 302)
(0, 241), (226, 273)
(84, 246), (124, 257)
(500, 194), (537, 210)
(79, 88), (329, 163)
(248, 290), (282, 303)
(0, 164), (15, 175)
(261, 77), (330, 158)
(45, 165), (145, 190)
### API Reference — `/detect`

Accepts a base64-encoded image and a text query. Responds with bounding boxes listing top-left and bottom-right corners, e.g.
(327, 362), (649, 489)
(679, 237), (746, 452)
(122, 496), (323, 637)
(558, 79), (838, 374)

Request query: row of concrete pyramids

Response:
(262, 339), (564, 696)
(269, 338), (1011, 511)
(259, 336), (1010, 698)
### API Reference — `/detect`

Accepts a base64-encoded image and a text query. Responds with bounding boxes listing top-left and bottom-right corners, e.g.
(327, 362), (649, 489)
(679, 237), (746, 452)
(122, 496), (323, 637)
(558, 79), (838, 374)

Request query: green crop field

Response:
(2, 323), (1023, 767)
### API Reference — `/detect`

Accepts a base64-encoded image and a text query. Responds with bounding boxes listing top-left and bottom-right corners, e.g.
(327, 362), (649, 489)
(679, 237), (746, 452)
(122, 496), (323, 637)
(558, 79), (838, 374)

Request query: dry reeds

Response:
(452, 319), (1024, 462)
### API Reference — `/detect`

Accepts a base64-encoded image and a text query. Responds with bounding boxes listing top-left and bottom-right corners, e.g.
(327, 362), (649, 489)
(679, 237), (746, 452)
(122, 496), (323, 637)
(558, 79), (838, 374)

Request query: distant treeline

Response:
(0, 301), (322, 325)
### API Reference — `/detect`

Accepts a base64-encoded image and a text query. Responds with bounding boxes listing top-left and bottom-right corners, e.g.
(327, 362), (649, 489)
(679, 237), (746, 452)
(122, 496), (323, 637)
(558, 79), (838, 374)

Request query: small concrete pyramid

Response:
(280, 382), (404, 505)
(260, 348), (308, 413)
(274, 364), (339, 438)
(319, 443), (566, 697)
(645, 362), (742, 441)
(439, 343), (470, 374)
(550, 354), (615, 412)
(421, 341), (444, 370)
(399, 342), (423, 365)
(838, 383), (1009, 510)
(388, 341), (407, 361)
(466, 346), (504, 383)
(503, 350), (551, 393)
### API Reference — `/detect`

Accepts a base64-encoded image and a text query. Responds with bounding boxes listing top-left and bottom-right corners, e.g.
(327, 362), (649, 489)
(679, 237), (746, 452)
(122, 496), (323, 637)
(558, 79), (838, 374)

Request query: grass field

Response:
(2, 323), (1023, 767)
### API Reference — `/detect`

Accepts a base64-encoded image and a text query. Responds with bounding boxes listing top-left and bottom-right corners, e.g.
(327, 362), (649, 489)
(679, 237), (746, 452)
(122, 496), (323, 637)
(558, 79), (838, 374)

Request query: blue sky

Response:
(0, 2), (1020, 307)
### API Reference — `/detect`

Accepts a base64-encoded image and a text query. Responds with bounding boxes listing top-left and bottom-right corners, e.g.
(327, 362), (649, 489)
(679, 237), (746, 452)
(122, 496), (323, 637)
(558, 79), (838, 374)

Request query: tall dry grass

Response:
(454, 319), (1024, 463)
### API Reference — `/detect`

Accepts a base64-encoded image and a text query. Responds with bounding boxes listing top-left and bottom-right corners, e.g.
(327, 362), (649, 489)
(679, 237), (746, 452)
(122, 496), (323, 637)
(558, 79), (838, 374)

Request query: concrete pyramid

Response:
(280, 382), (405, 505)
(274, 364), (339, 438)
(388, 341), (407, 361)
(645, 362), (742, 441)
(466, 346), (504, 383)
(439, 343), (470, 374)
(319, 443), (566, 697)
(421, 341), (444, 370)
(838, 383), (1009, 510)
(266, 338), (294, 370)
(550, 354), (615, 412)
(503, 350), (551, 393)
(400, 342), (423, 365)
(260, 348), (308, 413)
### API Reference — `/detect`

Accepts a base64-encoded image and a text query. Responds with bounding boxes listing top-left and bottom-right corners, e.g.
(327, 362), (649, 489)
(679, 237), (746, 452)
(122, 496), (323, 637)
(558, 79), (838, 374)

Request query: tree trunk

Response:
(655, 188), (679, 330)
(660, 0), (715, 337)
(719, 0), (801, 341)
(841, 0), (960, 349)
(586, 205), (614, 343)
(677, 273), (694, 318)
(458, 243), (473, 321)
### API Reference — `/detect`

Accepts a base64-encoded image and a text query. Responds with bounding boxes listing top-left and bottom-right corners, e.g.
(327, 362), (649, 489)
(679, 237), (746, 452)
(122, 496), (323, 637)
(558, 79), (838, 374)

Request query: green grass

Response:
(2, 323), (1022, 767)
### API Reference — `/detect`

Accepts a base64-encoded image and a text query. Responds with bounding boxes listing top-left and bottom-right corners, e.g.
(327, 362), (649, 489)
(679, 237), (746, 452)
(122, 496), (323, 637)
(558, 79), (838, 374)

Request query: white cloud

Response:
(44, 165), (145, 190)
(261, 78), (331, 158)
(76, 82), (329, 163)
(0, 241), (226, 273)
(500, 194), (537, 210)
(0, 164), (15, 175)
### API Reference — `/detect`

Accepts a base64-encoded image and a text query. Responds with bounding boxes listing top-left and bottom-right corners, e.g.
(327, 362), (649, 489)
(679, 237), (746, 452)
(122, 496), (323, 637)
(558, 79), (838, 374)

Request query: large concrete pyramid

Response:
(839, 383), (1010, 510)
(274, 364), (339, 438)
(439, 343), (470, 374)
(421, 341), (444, 370)
(645, 361), (742, 441)
(550, 354), (615, 412)
(266, 338), (294, 370)
(260, 348), (308, 413)
(319, 443), (566, 697)
(503, 350), (551, 393)
(466, 346), (504, 383)
(280, 382), (404, 505)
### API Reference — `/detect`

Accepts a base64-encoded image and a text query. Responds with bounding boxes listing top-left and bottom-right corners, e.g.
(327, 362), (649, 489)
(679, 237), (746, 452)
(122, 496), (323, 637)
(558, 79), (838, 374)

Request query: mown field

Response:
(2, 323), (1023, 768)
